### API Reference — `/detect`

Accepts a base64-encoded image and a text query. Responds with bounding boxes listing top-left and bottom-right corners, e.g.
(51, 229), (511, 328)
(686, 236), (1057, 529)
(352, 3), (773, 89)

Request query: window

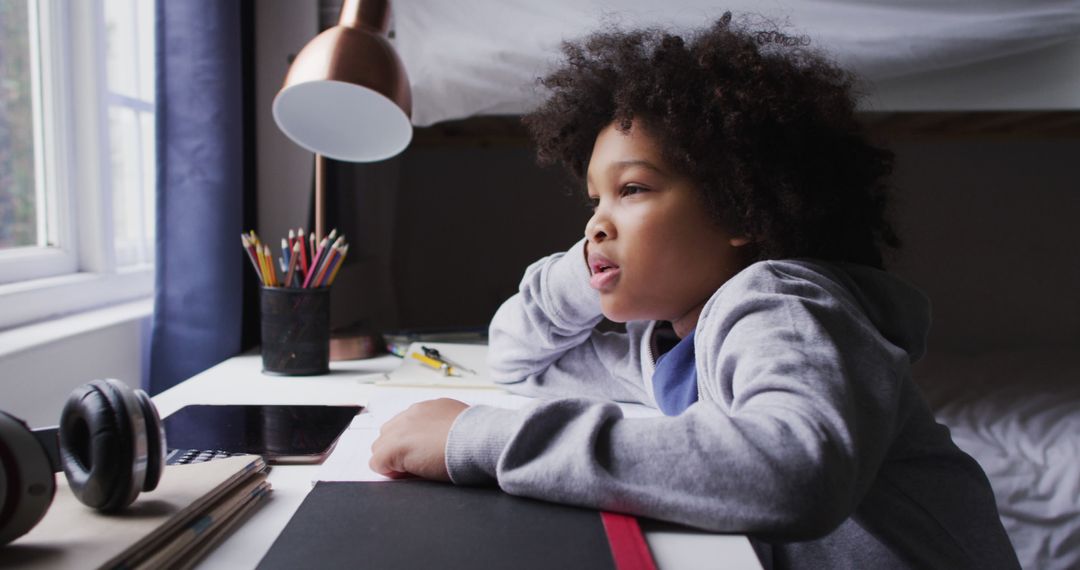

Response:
(0, 0), (155, 330)
(0, 1), (38, 251)
(102, 0), (155, 268)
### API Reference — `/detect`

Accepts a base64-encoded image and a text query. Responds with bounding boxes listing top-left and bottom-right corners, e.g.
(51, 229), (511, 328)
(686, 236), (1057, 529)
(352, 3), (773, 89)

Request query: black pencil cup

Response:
(260, 287), (330, 376)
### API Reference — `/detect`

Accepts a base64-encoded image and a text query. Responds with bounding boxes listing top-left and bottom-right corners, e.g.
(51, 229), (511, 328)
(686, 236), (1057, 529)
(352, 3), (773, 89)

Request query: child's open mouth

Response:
(588, 253), (620, 292)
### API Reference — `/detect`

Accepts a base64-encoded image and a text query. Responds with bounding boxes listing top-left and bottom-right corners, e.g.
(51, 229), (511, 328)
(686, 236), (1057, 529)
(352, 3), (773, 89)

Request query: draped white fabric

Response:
(393, 0), (1080, 126)
(916, 348), (1080, 570)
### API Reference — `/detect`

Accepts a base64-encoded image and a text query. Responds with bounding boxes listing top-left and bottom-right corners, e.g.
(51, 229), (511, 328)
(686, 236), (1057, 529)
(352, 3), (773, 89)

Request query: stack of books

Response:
(3, 455), (271, 570)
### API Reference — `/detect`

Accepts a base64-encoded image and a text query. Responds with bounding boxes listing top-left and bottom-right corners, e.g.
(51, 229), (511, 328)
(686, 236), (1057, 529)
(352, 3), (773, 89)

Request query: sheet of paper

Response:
(317, 427), (389, 483)
(316, 387), (536, 483)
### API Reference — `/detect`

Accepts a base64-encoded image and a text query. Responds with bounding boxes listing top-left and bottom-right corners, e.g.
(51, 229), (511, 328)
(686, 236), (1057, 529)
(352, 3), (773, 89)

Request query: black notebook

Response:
(258, 481), (620, 570)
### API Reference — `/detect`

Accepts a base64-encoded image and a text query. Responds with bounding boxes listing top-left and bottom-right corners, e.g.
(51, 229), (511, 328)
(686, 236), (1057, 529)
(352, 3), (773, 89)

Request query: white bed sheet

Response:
(393, 0), (1080, 126)
(915, 348), (1080, 570)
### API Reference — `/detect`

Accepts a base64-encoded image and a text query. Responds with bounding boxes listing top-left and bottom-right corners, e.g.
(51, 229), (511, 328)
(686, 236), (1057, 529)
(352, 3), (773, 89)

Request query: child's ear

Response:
(729, 236), (752, 247)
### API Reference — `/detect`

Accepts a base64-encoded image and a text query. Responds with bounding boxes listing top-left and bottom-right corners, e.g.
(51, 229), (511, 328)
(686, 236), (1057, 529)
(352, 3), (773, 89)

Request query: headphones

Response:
(0, 379), (165, 546)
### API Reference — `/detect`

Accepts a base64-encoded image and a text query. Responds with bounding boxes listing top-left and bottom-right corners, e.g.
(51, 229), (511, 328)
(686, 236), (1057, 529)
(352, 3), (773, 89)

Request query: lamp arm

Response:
(315, 154), (326, 241)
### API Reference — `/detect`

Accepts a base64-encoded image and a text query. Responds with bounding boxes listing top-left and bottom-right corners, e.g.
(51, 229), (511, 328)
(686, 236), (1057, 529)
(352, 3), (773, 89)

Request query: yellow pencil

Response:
(255, 241), (269, 285)
(264, 244), (278, 286)
(410, 351), (457, 376)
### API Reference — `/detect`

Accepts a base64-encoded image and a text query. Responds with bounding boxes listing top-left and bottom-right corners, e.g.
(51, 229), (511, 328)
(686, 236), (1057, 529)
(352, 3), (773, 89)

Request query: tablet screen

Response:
(162, 404), (362, 463)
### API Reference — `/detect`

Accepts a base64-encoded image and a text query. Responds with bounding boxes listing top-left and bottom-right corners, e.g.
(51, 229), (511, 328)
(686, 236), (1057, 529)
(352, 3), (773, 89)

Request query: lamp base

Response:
(329, 326), (384, 361)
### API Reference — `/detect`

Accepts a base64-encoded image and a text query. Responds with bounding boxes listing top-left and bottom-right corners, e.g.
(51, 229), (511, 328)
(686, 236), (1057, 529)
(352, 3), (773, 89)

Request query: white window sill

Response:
(0, 296), (153, 360)
(0, 269), (154, 332)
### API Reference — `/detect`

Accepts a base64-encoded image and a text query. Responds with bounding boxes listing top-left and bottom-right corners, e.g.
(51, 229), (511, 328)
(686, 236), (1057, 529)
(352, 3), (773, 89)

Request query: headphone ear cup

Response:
(134, 389), (165, 492)
(58, 380), (148, 512)
(0, 411), (56, 546)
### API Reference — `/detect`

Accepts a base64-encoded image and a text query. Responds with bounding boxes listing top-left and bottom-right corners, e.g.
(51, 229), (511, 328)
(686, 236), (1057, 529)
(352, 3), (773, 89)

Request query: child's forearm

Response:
(487, 239), (652, 403)
(487, 238), (600, 389)
(446, 395), (864, 538)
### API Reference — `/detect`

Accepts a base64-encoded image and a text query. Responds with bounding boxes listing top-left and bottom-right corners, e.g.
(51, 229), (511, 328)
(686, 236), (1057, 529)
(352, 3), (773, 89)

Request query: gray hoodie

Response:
(446, 239), (1018, 569)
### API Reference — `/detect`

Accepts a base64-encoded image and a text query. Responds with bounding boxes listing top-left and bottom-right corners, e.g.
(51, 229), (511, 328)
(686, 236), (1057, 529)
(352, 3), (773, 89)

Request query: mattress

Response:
(914, 348), (1080, 570)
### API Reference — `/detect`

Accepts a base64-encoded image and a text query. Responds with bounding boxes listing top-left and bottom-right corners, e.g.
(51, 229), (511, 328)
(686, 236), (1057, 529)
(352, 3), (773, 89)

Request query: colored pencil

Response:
(240, 235), (262, 283)
(264, 244), (277, 286)
(312, 246), (339, 288)
(324, 243), (348, 286)
(256, 242), (267, 286)
(302, 237), (330, 288)
(284, 242), (301, 287)
(316, 238), (345, 286)
(297, 228), (309, 274)
(271, 244), (280, 286)
(255, 240), (269, 286)
(262, 244), (273, 286)
(327, 244), (348, 285)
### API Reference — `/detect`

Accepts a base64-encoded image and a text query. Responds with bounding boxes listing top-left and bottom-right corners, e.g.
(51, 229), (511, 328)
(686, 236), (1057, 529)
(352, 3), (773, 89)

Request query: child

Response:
(370, 14), (1019, 569)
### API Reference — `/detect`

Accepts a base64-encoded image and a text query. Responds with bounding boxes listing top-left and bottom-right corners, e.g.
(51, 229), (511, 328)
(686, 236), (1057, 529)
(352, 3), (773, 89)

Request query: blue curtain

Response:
(149, 1), (255, 394)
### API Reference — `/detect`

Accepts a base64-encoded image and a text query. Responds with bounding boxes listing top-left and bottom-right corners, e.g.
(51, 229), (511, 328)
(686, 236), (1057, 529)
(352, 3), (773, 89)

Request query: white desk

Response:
(153, 353), (763, 570)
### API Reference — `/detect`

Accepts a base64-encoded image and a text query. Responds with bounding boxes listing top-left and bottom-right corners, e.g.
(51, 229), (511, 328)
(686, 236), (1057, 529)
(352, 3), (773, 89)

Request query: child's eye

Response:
(586, 196), (600, 210)
(620, 185), (648, 197)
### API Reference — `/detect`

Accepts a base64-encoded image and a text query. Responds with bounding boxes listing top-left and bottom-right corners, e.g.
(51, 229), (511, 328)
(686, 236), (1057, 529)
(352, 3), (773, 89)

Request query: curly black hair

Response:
(523, 13), (900, 268)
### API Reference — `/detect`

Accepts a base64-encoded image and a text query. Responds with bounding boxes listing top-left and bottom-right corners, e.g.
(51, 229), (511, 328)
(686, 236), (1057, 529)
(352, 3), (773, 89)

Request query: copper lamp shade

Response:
(272, 0), (412, 163)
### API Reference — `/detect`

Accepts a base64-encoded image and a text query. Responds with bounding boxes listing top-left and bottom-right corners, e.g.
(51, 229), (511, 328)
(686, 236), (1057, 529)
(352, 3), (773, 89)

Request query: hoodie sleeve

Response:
(486, 239), (654, 405)
(449, 261), (913, 538)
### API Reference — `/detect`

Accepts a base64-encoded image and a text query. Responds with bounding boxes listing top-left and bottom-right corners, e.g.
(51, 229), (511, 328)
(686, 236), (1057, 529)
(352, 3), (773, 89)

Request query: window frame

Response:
(0, 0), (154, 331)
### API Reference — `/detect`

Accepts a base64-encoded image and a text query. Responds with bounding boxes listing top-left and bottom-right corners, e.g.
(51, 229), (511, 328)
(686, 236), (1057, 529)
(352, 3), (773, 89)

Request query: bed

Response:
(393, 0), (1080, 126)
(914, 349), (1080, 569)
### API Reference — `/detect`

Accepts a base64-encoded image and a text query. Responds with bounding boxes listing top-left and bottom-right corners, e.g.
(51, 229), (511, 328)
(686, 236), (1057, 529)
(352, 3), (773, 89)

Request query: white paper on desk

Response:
(316, 388), (536, 484)
(377, 342), (499, 389)
(318, 427), (391, 482)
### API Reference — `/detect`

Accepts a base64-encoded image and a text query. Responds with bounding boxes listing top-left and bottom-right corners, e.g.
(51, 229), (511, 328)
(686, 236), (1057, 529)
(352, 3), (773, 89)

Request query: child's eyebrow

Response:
(586, 159), (667, 187)
(612, 159), (667, 176)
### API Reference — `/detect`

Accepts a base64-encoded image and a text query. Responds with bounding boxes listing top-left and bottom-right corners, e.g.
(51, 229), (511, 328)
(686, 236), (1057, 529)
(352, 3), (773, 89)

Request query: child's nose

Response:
(585, 213), (613, 242)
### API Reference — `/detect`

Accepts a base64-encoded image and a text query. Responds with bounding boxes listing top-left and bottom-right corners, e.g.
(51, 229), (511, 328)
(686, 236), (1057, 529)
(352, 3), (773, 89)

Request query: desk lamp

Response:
(272, 0), (412, 242)
(272, 0), (411, 359)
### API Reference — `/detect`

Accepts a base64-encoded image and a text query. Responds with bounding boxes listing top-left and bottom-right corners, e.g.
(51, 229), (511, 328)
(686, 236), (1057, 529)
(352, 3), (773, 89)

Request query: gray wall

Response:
(0, 305), (150, 426)
(357, 137), (1080, 355)
(390, 147), (586, 329)
(888, 138), (1080, 353)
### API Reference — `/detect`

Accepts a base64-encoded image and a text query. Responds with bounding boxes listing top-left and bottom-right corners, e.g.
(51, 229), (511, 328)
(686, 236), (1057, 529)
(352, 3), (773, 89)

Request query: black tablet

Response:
(162, 404), (362, 464)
